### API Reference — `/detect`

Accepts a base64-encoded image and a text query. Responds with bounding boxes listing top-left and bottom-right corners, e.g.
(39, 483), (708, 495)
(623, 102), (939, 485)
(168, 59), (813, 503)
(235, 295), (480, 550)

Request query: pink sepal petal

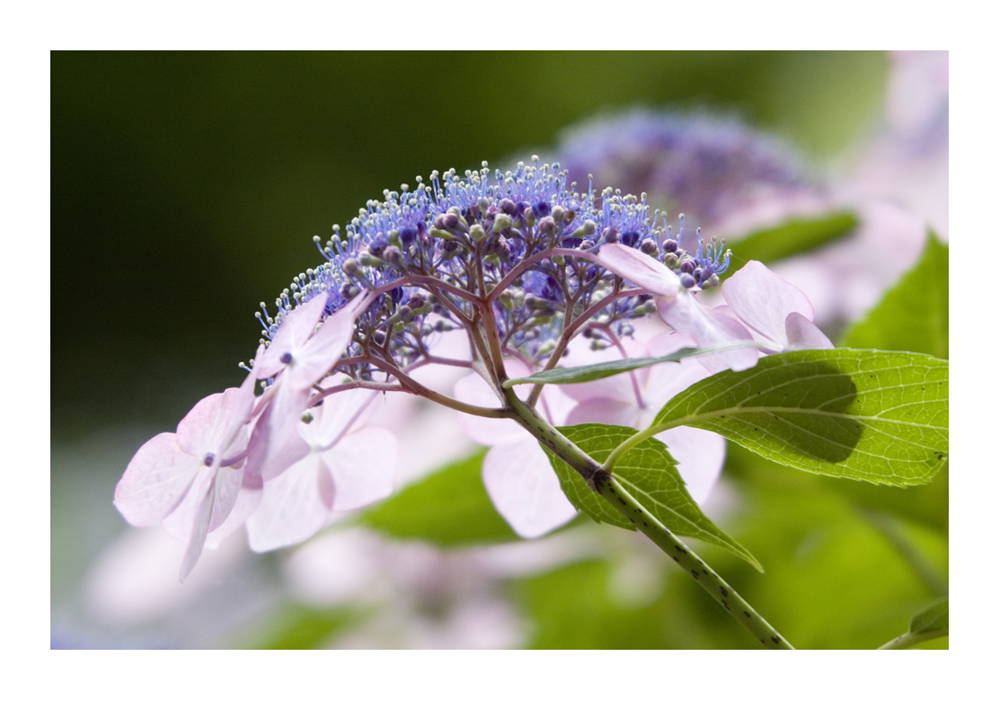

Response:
(303, 387), (378, 450)
(454, 367), (528, 447)
(653, 426), (726, 505)
(256, 292), (329, 379)
(173, 463), (244, 581)
(558, 337), (651, 405)
(656, 294), (757, 373)
(178, 482), (214, 582)
(257, 422), (312, 482)
(243, 379), (310, 478)
(722, 260), (816, 349)
(785, 312), (835, 351)
(286, 294), (367, 392)
(205, 471), (264, 549)
(174, 392), (228, 459)
(246, 453), (331, 552)
(324, 427), (398, 511)
(598, 243), (683, 296)
(642, 331), (714, 404)
(114, 433), (201, 527)
(566, 398), (642, 428)
(482, 439), (578, 539)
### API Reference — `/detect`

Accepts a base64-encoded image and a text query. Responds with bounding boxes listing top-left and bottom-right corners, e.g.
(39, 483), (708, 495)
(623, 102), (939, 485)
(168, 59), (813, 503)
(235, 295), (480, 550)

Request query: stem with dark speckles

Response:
(590, 468), (794, 649)
(503, 389), (794, 649)
(877, 628), (948, 650)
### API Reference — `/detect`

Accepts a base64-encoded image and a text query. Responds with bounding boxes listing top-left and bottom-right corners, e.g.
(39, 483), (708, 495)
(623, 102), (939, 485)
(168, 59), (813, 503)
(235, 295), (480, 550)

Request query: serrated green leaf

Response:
(361, 449), (520, 546)
(503, 343), (758, 387)
(909, 597), (948, 635)
(653, 349), (948, 486)
(730, 211), (859, 266)
(841, 233), (948, 359)
(543, 423), (761, 570)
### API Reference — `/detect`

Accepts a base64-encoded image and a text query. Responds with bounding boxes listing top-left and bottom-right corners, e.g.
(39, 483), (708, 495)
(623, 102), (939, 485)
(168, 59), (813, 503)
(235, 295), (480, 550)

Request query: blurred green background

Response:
(53, 52), (948, 649)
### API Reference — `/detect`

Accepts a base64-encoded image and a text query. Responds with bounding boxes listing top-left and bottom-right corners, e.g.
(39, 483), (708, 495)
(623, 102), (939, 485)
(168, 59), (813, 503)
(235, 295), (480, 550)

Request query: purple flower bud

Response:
(532, 201), (552, 219)
(640, 239), (659, 255)
(499, 198), (517, 215)
(680, 259), (696, 274)
(383, 245), (403, 266)
(408, 292), (426, 309)
(399, 227), (418, 246)
(603, 227), (619, 243)
(398, 305), (414, 322)
(537, 216), (557, 237)
(280, 352), (293, 364)
(342, 257), (360, 276)
(679, 273), (697, 288)
(663, 238), (679, 253)
(621, 230), (641, 247)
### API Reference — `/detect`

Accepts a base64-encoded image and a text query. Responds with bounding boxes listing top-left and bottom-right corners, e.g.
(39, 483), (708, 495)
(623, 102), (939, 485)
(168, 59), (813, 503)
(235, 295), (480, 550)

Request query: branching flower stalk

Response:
(115, 158), (838, 647)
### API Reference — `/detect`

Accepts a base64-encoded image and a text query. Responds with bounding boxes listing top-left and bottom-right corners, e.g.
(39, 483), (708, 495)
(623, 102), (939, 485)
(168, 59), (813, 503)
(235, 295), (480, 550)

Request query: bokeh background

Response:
(51, 51), (947, 649)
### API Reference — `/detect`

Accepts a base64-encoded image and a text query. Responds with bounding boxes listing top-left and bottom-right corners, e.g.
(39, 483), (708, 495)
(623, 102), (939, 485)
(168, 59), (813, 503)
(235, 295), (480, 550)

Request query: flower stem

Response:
(503, 389), (793, 649)
(589, 469), (794, 649)
(877, 628), (948, 650)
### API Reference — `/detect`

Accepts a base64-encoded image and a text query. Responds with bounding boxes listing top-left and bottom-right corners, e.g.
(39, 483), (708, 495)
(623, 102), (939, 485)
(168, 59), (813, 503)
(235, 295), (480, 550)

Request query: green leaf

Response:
(502, 343), (758, 387)
(653, 349), (949, 486)
(730, 210), (859, 266)
(909, 597), (948, 635)
(841, 233), (948, 359)
(543, 423), (761, 571)
(237, 605), (356, 649)
(361, 449), (521, 546)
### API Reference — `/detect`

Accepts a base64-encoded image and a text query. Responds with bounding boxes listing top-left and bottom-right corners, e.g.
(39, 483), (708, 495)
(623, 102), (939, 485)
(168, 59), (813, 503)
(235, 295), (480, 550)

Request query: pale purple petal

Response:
(784, 311), (835, 350)
(219, 346), (262, 447)
(641, 331), (714, 407)
(178, 482), (214, 582)
(243, 379), (310, 478)
(246, 453), (331, 552)
(454, 370), (525, 447)
(256, 292), (329, 379)
(656, 294), (757, 373)
(161, 467), (216, 543)
(286, 293), (368, 392)
(597, 243), (683, 296)
(302, 387), (379, 450)
(207, 465), (245, 532)
(653, 426), (725, 504)
(205, 471), (263, 548)
(325, 427), (398, 511)
(174, 392), (229, 458)
(566, 398), (642, 429)
(482, 439), (578, 538)
(114, 434), (201, 527)
(558, 336), (651, 405)
(722, 260), (815, 349)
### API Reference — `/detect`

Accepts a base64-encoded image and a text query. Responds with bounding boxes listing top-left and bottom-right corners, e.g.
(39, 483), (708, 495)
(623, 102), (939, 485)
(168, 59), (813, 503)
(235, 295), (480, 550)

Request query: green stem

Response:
(591, 470), (794, 649)
(877, 628), (948, 650)
(503, 388), (793, 649)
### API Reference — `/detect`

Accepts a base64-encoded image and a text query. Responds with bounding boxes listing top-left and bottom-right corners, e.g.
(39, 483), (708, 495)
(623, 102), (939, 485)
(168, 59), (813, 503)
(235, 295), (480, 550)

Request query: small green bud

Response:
(470, 224), (486, 242)
(492, 213), (513, 232)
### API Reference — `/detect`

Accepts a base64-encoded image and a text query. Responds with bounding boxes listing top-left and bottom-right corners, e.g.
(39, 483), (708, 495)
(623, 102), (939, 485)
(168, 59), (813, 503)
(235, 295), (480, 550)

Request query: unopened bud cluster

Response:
(255, 158), (731, 382)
